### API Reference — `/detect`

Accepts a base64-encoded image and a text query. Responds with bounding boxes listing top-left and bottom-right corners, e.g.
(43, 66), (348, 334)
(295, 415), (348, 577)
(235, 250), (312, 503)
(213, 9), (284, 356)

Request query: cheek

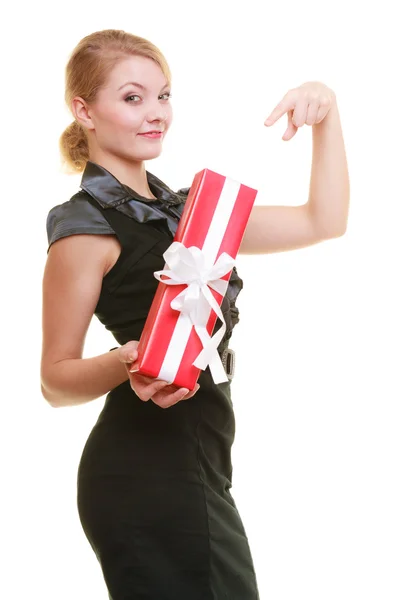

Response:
(120, 106), (145, 130)
(97, 103), (142, 133)
(165, 106), (173, 129)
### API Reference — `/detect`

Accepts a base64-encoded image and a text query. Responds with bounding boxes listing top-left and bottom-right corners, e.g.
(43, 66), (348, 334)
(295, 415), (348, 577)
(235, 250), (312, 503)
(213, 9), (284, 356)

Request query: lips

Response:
(139, 130), (163, 135)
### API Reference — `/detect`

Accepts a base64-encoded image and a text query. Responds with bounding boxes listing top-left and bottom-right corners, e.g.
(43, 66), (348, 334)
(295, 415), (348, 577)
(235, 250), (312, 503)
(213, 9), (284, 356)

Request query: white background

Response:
(1, 0), (399, 598)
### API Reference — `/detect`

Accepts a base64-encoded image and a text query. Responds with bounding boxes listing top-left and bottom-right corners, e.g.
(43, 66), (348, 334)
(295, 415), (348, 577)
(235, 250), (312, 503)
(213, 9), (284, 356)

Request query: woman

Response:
(41, 29), (349, 600)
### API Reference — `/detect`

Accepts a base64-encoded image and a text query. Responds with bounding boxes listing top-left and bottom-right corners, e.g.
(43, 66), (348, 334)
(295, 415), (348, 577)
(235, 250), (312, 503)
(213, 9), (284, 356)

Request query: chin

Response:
(134, 148), (163, 161)
(114, 148), (163, 163)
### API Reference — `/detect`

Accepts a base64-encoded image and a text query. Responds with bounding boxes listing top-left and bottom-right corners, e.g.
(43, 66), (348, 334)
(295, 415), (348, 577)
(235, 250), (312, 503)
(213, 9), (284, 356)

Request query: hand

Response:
(264, 81), (336, 141)
(118, 341), (200, 409)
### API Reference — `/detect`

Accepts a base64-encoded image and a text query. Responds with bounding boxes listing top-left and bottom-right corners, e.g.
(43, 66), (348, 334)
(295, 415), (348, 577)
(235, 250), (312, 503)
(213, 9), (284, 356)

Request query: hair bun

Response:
(59, 121), (89, 173)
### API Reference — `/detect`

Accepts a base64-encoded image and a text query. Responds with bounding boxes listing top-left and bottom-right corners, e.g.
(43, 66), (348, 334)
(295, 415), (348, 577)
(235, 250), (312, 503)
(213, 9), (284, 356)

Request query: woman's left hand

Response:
(264, 81), (336, 141)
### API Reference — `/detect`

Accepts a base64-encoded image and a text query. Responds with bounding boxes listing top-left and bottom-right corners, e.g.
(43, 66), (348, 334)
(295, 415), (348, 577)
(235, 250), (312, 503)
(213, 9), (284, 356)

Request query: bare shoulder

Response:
(48, 232), (121, 277)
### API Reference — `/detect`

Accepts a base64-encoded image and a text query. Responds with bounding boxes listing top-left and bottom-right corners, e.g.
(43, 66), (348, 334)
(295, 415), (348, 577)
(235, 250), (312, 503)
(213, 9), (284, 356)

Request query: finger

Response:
(153, 387), (190, 409)
(305, 101), (319, 126)
(169, 387), (190, 403)
(122, 352), (138, 364)
(315, 106), (328, 124)
(264, 95), (295, 126)
(292, 101), (308, 128)
(150, 381), (199, 405)
(129, 361), (140, 373)
(181, 383), (201, 400)
(119, 341), (139, 363)
(282, 127), (297, 141)
(282, 111), (297, 141)
(134, 379), (171, 402)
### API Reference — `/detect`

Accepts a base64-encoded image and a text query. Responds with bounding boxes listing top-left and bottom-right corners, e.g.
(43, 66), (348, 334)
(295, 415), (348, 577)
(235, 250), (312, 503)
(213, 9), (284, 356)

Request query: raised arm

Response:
(239, 83), (349, 254)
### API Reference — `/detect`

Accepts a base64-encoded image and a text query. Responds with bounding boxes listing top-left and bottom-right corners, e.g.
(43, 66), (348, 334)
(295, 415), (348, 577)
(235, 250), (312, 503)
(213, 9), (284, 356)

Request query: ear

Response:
(71, 96), (95, 131)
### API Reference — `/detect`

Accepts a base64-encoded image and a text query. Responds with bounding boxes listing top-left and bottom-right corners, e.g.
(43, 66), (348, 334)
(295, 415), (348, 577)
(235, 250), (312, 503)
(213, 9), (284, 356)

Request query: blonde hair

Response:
(59, 29), (171, 173)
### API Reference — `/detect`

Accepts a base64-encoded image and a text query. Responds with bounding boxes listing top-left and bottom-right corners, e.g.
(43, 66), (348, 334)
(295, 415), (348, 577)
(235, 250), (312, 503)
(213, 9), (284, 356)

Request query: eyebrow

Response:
(118, 81), (170, 92)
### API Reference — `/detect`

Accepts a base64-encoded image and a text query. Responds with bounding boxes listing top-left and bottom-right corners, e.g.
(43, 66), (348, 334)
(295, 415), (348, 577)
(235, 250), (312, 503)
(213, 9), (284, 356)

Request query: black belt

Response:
(219, 346), (235, 381)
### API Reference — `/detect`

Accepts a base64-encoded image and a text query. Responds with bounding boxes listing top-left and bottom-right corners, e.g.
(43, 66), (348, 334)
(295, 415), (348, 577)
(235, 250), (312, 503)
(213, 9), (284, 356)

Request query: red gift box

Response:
(135, 168), (258, 390)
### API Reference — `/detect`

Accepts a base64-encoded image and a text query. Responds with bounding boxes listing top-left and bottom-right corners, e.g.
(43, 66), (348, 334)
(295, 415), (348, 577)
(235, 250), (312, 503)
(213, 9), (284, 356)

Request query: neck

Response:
(88, 150), (157, 200)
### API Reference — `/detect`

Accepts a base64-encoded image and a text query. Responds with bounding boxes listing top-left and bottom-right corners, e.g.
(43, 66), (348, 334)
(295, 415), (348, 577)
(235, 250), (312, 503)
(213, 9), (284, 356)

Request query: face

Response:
(76, 55), (173, 162)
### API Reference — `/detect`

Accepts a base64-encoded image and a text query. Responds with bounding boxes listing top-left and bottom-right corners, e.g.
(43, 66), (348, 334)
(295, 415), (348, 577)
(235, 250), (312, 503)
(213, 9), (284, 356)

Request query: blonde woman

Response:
(41, 29), (349, 600)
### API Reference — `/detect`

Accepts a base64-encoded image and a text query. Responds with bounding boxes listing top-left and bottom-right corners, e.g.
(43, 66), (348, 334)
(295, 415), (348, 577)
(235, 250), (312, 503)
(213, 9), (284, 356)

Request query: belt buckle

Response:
(221, 348), (235, 381)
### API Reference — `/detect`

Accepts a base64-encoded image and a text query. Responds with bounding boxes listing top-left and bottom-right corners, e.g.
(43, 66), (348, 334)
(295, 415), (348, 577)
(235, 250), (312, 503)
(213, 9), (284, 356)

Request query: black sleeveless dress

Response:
(46, 161), (260, 600)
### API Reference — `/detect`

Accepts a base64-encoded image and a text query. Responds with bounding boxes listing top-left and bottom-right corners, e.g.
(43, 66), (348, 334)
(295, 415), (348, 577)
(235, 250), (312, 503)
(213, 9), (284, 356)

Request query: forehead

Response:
(106, 55), (167, 90)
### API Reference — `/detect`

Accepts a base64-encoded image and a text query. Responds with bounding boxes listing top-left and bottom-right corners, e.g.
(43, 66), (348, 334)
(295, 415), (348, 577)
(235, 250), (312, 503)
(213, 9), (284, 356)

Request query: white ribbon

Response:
(154, 241), (235, 383)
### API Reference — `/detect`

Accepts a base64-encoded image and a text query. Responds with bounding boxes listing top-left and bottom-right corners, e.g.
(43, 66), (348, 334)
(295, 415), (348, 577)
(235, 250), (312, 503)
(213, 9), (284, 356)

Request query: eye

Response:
(159, 92), (172, 100)
(125, 94), (141, 103)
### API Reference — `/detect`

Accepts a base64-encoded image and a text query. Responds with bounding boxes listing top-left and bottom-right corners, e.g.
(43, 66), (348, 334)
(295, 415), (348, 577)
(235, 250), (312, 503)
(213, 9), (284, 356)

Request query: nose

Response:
(147, 110), (167, 125)
(146, 99), (168, 124)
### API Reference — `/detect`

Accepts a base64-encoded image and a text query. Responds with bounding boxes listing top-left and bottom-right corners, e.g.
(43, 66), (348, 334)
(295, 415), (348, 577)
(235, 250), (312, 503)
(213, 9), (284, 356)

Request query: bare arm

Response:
(41, 348), (130, 407)
(239, 93), (349, 254)
(40, 234), (130, 407)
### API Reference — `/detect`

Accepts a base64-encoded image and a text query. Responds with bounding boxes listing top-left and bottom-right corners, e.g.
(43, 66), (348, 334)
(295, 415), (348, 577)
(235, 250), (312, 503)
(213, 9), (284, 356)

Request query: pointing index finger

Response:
(264, 96), (294, 126)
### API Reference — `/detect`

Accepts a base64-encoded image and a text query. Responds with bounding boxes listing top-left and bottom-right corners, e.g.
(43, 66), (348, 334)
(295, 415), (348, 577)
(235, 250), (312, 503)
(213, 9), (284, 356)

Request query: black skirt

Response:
(77, 376), (259, 600)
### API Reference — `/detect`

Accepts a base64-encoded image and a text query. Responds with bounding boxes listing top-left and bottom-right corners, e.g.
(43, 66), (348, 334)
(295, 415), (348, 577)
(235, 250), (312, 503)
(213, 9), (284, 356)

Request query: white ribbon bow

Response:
(154, 241), (235, 383)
